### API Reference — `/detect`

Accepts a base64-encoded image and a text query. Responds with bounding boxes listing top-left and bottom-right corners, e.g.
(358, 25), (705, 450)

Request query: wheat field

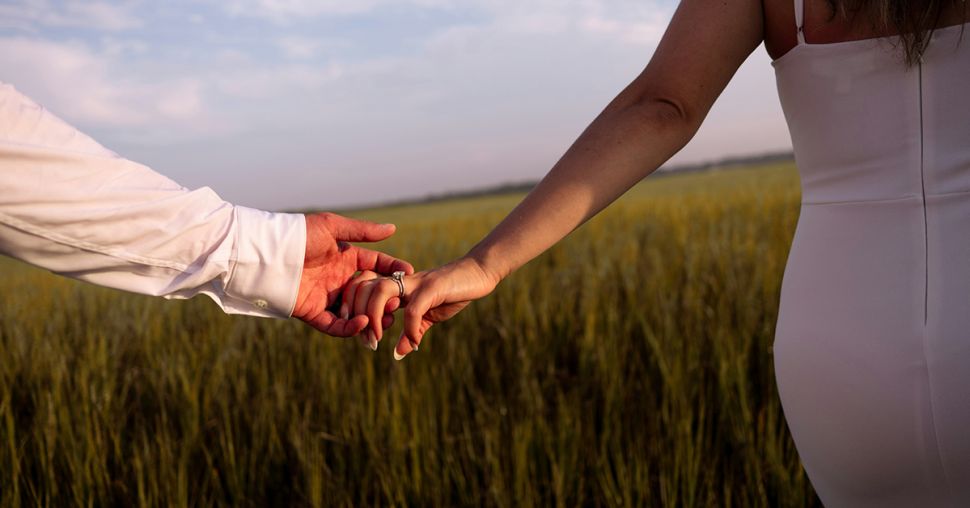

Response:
(0, 162), (821, 507)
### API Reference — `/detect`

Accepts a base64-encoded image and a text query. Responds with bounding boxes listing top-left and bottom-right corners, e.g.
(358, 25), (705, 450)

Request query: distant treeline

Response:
(656, 150), (794, 174)
(320, 150), (795, 213)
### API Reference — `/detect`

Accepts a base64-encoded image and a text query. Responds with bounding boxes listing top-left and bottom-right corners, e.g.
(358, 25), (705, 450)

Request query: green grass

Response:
(0, 162), (819, 507)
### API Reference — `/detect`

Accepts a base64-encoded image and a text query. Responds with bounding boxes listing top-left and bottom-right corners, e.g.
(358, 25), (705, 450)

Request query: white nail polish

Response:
(409, 340), (419, 352)
(368, 334), (379, 351)
(394, 350), (406, 361)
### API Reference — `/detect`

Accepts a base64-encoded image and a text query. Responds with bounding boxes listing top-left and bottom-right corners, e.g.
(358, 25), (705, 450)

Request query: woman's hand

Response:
(292, 213), (413, 339)
(341, 256), (499, 359)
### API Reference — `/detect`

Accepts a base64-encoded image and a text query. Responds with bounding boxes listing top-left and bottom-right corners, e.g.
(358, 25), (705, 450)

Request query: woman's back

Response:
(763, 0), (969, 59)
(768, 0), (970, 505)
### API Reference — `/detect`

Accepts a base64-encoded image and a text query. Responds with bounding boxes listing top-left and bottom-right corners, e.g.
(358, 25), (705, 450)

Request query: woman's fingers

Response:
(395, 288), (435, 360)
(393, 319), (431, 361)
(341, 270), (379, 320)
(352, 279), (379, 320)
(393, 330), (420, 360)
(353, 279), (389, 341)
(364, 281), (401, 340)
(339, 270), (379, 350)
(403, 290), (432, 347)
(356, 288), (401, 351)
(392, 268), (479, 360)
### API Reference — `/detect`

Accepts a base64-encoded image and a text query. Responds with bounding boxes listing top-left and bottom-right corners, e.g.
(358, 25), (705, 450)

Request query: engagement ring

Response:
(390, 270), (405, 299)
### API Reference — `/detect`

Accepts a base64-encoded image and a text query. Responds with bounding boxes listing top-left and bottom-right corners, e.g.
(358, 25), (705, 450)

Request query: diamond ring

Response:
(389, 270), (405, 299)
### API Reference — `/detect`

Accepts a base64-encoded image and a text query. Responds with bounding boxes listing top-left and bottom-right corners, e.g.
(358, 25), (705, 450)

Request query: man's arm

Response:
(0, 82), (411, 338)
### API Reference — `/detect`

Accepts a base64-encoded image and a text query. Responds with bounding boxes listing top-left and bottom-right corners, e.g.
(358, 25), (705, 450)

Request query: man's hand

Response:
(292, 212), (413, 338)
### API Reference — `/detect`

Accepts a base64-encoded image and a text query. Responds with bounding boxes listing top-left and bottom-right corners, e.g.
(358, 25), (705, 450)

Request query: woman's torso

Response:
(766, 1), (970, 506)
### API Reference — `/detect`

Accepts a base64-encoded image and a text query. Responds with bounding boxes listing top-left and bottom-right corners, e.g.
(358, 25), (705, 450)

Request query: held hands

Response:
(341, 257), (499, 360)
(290, 211), (498, 356)
(292, 213), (414, 341)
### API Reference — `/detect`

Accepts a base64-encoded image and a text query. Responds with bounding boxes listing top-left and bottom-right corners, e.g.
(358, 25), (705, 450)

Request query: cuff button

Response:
(254, 299), (269, 309)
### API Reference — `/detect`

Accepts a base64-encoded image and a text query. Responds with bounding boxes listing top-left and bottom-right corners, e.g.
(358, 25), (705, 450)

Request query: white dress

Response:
(770, 1), (970, 506)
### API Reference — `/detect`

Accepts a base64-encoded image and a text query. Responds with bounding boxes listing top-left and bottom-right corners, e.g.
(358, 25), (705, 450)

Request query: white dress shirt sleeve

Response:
(0, 82), (306, 318)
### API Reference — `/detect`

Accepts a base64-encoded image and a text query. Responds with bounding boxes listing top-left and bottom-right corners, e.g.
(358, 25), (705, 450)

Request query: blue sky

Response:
(0, 0), (792, 210)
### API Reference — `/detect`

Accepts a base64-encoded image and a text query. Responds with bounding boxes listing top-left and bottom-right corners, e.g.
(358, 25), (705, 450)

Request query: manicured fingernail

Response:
(368, 331), (379, 351)
(340, 304), (349, 320)
(409, 340), (419, 352)
(393, 349), (406, 361)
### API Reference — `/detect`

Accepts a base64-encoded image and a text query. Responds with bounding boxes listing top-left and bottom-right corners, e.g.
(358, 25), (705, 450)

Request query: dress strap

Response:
(794, 0), (806, 44)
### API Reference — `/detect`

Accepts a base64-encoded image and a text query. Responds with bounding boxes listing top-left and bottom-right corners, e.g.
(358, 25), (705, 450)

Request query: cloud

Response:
(0, 0), (791, 209)
(214, 0), (480, 21)
(422, 1), (670, 46)
(274, 36), (349, 60)
(275, 36), (321, 59)
(0, 37), (205, 131)
(100, 37), (149, 58)
(0, 0), (142, 32)
(0, 31), (347, 140)
(215, 0), (645, 24)
(211, 62), (345, 98)
(219, 0), (384, 21)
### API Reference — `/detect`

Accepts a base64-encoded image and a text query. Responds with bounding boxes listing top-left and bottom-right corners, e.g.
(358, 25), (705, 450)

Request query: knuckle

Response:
(317, 212), (336, 227)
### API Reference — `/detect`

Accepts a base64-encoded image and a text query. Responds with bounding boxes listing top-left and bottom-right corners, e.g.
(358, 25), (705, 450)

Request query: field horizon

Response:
(0, 162), (820, 507)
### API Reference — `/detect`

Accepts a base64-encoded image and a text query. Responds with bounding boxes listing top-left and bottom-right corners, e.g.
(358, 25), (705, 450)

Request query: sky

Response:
(0, 0), (793, 210)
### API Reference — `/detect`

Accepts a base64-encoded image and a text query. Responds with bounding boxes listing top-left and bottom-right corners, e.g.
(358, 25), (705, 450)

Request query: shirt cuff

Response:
(223, 206), (306, 318)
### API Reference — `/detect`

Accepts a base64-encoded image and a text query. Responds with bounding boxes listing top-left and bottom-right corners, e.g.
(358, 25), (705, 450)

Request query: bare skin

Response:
(764, 0), (968, 59)
(291, 213), (413, 345)
(346, 0), (968, 358)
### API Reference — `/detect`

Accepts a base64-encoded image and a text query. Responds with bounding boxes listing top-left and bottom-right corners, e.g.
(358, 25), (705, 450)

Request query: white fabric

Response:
(772, 16), (970, 508)
(0, 82), (306, 318)
(793, 0), (806, 44)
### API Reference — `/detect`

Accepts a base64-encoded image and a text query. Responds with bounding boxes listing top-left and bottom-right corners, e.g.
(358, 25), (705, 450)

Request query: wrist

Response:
(461, 247), (505, 291)
(226, 206), (306, 318)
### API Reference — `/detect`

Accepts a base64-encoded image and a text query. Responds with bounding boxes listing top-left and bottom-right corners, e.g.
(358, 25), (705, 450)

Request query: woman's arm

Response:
(468, 0), (766, 283)
(373, 0), (768, 357)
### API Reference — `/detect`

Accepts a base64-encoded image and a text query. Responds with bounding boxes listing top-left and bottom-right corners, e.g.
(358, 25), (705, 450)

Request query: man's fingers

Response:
(334, 315), (369, 338)
(320, 213), (396, 243)
(306, 310), (369, 338)
(356, 247), (415, 276)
